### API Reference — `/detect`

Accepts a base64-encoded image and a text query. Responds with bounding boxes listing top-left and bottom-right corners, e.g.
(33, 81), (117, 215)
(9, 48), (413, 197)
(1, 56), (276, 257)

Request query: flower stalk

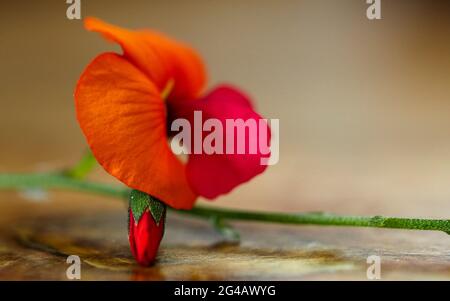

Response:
(0, 172), (449, 235)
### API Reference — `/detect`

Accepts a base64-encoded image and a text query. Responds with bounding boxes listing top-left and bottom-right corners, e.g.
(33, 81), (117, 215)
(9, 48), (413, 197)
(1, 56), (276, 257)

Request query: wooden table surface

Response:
(0, 187), (449, 280)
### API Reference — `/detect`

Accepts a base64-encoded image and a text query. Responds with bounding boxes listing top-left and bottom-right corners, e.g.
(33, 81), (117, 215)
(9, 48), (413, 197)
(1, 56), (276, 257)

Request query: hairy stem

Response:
(0, 173), (449, 234)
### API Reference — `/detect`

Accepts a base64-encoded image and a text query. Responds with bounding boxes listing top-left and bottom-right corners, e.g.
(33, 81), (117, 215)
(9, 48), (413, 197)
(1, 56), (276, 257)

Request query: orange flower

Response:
(76, 17), (206, 209)
(84, 17), (206, 103)
(75, 18), (270, 210)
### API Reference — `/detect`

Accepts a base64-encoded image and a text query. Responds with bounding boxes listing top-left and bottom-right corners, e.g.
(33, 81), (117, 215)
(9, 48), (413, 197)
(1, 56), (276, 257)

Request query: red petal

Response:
(129, 210), (165, 266)
(128, 210), (138, 260)
(170, 85), (271, 199)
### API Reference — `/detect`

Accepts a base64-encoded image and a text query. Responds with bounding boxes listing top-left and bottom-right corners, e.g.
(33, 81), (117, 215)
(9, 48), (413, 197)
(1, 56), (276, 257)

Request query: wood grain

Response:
(0, 192), (448, 280)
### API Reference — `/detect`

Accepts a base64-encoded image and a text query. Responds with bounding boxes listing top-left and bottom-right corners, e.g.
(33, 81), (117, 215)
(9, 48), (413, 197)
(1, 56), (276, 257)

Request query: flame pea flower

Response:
(75, 18), (271, 265)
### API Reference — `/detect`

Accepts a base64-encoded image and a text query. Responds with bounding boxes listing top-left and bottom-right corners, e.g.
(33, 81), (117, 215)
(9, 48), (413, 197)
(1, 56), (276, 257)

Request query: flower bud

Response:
(128, 190), (166, 266)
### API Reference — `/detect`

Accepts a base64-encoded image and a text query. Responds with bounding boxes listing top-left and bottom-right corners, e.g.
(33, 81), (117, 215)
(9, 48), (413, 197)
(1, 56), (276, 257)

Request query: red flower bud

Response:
(128, 208), (165, 266)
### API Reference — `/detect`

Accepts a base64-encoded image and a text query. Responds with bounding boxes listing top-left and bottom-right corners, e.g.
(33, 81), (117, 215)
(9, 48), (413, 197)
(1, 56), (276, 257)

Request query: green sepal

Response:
(129, 189), (166, 226)
(148, 195), (166, 226)
(129, 190), (149, 223)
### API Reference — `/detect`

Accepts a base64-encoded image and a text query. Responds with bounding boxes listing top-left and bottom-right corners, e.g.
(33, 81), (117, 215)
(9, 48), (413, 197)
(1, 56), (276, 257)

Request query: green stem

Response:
(0, 173), (449, 234)
(64, 151), (97, 179)
(211, 216), (241, 242)
(0, 173), (128, 199)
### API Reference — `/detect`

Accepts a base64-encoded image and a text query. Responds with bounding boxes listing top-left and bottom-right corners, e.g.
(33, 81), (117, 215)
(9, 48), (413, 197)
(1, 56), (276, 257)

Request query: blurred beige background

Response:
(1, 0), (450, 217)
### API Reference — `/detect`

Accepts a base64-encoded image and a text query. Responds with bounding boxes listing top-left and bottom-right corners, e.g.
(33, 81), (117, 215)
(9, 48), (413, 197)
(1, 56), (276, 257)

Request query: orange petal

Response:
(75, 52), (197, 209)
(84, 17), (206, 103)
